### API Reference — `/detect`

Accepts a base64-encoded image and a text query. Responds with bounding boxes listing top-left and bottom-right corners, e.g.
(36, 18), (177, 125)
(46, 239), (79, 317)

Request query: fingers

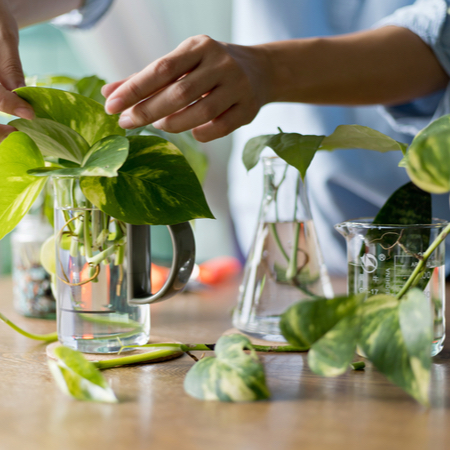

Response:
(105, 37), (207, 115)
(117, 66), (222, 129)
(0, 1), (34, 119)
(0, 84), (34, 119)
(0, 123), (17, 142)
(192, 102), (259, 143)
(101, 73), (136, 99)
(150, 85), (238, 133)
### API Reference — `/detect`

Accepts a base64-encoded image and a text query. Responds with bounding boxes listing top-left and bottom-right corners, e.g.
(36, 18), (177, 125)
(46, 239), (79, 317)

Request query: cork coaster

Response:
(46, 335), (184, 364)
(222, 328), (304, 349)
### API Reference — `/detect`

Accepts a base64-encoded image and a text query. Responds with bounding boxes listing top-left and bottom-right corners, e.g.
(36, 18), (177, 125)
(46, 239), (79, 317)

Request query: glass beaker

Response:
(233, 157), (334, 341)
(53, 177), (195, 353)
(335, 218), (447, 356)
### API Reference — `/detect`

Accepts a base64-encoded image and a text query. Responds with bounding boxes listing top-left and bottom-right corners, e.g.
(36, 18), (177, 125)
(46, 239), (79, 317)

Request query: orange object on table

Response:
(150, 263), (170, 292)
(197, 256), (241, 285)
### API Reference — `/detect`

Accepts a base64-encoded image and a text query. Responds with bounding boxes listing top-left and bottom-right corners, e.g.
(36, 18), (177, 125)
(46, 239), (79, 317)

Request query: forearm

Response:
(7, 0), (83, 28)
(260, 26), (449, 106)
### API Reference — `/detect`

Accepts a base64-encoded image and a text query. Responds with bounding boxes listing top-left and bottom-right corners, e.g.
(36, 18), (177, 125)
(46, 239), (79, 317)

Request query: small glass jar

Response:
(12, 215), (55, 319)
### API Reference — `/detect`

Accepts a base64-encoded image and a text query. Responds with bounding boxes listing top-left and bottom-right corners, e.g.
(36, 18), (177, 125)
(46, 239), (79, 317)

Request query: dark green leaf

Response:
(48, 346), (117, 403)
(184, 334), (270, 402)
(242, 134), (273, 171)
(266, 132), (325, 180)
(320, 124), (408, 154)
(0, 132), (47, 240)
(14, 86), (125, 146)
(358, 291), (431, 405)
(405, 114), (450, 193)
(80, 135), (214, 225)
(10, 118), (89, 164)
(29, 136), (129, 178)
(280, 294), (363, 348)
(363, 182), (432, 292)
(372, 182), (431, 227)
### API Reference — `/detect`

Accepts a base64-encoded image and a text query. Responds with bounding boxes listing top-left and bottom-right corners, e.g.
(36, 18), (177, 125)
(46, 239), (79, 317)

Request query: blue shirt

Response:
(60, 0), (450, 274)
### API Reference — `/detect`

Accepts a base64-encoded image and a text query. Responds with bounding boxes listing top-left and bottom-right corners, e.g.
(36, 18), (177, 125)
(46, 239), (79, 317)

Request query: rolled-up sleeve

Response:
(374, 0), (450, 135)
(51, 0), (114, 30)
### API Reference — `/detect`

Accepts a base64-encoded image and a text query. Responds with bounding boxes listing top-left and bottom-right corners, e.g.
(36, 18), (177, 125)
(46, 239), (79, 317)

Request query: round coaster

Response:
(46, 336), (184, 364)
(222, 328), (304, 348)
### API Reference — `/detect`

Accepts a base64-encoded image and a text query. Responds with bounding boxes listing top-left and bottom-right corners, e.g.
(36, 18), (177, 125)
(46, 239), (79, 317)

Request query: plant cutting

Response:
(0, 83), (214, 353)
(241, 119), (450, 405)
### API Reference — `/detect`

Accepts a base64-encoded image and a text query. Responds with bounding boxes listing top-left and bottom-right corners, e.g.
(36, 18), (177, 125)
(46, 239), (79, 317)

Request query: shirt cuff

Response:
(51, 0), (114, 30)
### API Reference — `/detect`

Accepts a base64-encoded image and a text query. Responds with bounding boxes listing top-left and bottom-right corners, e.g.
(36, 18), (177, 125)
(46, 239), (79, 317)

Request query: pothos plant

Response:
(1, 79), (449, 406)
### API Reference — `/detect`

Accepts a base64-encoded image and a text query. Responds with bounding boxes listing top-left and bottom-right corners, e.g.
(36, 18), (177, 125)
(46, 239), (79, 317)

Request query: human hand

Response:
(103, 35), (269, 142)
(0, 0), (35, 141)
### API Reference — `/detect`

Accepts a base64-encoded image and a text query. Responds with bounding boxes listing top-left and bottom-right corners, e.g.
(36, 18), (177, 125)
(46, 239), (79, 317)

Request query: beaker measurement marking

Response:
(61, 308), (117, 314)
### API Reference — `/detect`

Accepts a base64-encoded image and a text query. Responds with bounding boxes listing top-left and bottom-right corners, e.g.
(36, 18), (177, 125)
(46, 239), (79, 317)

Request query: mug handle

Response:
(126, 222), (195, 305)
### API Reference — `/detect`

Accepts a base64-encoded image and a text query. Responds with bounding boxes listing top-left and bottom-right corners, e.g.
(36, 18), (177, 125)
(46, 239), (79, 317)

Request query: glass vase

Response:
(53, 177), (195, 353)
(233, 157), (334, 341)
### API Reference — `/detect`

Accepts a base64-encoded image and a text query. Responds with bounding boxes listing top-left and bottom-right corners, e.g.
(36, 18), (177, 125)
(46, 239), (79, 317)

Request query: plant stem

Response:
(396, 222), (450, 299)
(93, 347), (183, 369)
(286, 222), (301, 280)
(0, 312), (58, 342)
(122, 342), (309, 353)
(269, 223), (289, 262)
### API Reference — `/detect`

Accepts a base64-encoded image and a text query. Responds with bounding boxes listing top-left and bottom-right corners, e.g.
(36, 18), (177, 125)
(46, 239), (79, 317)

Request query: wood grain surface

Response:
(0, 276), (449, 450)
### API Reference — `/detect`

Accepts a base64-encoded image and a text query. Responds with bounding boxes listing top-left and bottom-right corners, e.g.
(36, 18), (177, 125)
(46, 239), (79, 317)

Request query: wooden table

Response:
(0, 276), (449, 450)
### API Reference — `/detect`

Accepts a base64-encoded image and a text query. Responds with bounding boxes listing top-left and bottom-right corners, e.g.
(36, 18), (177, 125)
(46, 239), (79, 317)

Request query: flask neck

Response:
(261, 158), (312, 223)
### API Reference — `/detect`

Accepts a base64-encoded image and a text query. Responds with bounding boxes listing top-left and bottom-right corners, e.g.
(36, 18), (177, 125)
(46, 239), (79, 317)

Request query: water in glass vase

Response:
(233, 220), (333, 341)
(55, 204), (150, 354)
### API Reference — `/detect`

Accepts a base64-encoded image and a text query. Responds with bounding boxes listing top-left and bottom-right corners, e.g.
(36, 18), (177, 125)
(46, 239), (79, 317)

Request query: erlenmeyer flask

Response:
(233, 157), (334, 341)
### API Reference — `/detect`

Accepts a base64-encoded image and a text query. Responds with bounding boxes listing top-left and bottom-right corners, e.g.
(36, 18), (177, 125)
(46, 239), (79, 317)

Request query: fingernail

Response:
(152, 120), (163, 129)
(119, 115), (134, 129)
(100, 84), (109, 96)
(14, 107), (34, 120)
(105, 98), (124, 114)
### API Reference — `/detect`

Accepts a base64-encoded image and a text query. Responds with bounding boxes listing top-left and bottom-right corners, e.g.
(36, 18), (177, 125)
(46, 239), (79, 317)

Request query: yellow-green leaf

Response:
(0, 132), (47, 240)
(48, 346), (117, 403)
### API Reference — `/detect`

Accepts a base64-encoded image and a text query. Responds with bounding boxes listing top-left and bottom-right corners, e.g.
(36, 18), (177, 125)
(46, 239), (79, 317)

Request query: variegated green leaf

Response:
(405, 114), (450, 193)
(48, 346), (117, 403)
(358, 291), (431, 405)
(14, 86), (124, 146)
(308, 311), (361, 377)
(80, 135), (214, 225)
(242, 134), (273, 171)
(184, 334), (270, 402)
(10, 117), (89, 164)
(280, 294), (363, 348)
(145, 125), (209, 184)
(320, 124), (408, 154)
(265, 132), (325, 180)
(0, 132), (47, 240)
(29, 135), (129, 178)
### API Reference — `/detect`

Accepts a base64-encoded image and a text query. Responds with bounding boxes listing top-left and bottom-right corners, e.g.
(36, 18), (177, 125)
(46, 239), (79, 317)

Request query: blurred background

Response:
(0, 0), (238, 274)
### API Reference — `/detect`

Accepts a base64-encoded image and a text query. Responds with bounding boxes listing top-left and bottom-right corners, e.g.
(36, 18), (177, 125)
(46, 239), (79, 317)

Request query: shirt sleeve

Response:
(51, 0), (114, 30)
(374, 0), (450, 135)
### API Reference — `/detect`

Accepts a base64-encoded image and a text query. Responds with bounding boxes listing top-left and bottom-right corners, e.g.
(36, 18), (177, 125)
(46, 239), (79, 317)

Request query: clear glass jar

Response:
(12, 215), (55, 319)
(53, 177), (195, 353)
